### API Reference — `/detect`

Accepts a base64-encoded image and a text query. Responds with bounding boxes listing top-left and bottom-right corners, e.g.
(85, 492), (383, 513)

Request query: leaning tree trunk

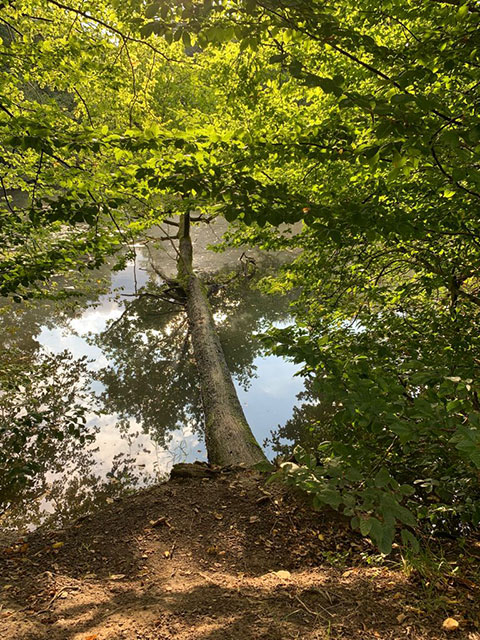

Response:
(177, 213), (267, 467)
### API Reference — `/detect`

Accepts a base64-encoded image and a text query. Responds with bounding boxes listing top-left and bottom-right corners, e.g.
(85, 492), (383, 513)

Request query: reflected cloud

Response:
(1, 224), (305, 533)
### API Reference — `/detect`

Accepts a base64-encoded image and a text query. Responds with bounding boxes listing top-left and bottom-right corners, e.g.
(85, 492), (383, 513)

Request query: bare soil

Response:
(1, 469), (479, 639)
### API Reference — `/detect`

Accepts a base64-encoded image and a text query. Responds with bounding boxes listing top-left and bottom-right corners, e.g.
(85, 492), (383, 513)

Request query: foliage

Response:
(145, 0), (480, 551)
(0, 0), (221, 296)
(0, 348), (93, 509)
(1, 0), (480, 552)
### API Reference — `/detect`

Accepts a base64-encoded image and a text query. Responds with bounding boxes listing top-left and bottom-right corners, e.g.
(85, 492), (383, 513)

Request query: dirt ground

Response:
(1, 469), (479, 640)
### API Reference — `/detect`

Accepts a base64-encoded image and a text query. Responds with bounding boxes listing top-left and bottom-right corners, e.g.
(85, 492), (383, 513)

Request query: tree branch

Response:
(457, 288), (480, 308)
(0, 175), (15, 214)
(429, 0), (479, 13)
(431, 144), (480, 201)
(46, 0), (182, 64)
(73, 87), (93, 127)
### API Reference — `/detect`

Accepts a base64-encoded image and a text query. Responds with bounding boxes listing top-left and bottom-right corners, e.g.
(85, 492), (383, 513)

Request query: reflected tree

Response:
(0, 244), (301, 531)
(0, 260), (138, 532)
(95, 263), (293, 451)
(265, 379), (336, 458)
(0, 350), (95, 517)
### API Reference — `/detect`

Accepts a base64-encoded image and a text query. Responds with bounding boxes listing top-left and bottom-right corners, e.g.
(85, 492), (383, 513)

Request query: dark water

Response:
(0, 221), (306, 535)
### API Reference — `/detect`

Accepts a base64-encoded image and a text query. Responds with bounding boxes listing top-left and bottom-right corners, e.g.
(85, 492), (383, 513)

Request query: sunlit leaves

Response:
(1, 0), (480, 553)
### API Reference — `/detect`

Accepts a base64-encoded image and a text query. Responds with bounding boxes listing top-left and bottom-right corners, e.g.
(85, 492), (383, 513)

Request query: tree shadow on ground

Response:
(1, 474), (477, 640)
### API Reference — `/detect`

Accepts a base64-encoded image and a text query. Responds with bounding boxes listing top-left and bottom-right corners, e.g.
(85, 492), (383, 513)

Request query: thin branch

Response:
(21, 13), (54, 23)
(388, 15), (421, 42)
(190, 214), (214, 223)
(123, 39), (137, 127)
(30, 149), (44, 212)
(45, 0), (182, 63)
(258, 1), (460, 125)
(43, 148), (83, 170)
(0, 175), (15, 214)
(145, 242), (178, 284)
(0, 103), (14, 117)
(66, 13), (79, 39)
(431, 144), (480, 200)
(73, 87), (93, 127)
(294, 594), (334, 618)
(457, 288), (480, 308)
(143, 51), (156, 112)
(0, 16), (23, 36)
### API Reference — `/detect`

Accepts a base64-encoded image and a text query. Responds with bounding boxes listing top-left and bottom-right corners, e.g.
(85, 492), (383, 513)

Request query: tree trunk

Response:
(177, 214), (267, 467)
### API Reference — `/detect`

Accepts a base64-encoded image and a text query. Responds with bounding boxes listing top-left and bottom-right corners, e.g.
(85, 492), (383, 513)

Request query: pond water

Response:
(0, 221), (307, 535)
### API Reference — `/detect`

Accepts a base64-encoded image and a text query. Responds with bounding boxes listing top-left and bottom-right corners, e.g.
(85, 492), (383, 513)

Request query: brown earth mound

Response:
(0, 468), (478, 639)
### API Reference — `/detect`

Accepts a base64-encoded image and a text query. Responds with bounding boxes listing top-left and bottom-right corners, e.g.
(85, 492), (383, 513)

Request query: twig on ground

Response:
(34, 586), (75, 615)
(294, 593), (334, 618)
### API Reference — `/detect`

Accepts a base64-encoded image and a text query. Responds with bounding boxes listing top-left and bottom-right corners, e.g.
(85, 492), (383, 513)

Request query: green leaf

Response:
(269, 54), (285, 64)
(374, 467), (391, 488)
(319, 488), (342, 508)
(399, 484), (415, 496)
(378, 525), (395, 555)
(288, 60), (303, 78)
(254, 460), (275, 473)
(145, 2), (160, 18)
(401, 529), (420, 552)
(345, 467), (363, 482)
(458, 4), (469, 19)
(305, 75), (343, 97)
(359, 517), (373, 536)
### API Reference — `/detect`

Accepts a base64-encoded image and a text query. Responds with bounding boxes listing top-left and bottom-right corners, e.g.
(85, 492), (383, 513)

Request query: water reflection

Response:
(264, 379), (336, 457)
(94, 271), (294, 453)
(0, 223), (306, 535)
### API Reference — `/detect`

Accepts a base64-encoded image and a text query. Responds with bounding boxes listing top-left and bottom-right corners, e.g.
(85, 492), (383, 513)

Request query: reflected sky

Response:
(0, 221), (304, 534)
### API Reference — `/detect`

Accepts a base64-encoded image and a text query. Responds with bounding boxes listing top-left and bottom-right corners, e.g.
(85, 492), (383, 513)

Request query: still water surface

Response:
(1, 222), (305, 533)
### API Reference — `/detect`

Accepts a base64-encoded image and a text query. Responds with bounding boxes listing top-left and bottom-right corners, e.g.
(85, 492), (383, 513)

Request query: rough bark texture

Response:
(177, 214), (267, 467)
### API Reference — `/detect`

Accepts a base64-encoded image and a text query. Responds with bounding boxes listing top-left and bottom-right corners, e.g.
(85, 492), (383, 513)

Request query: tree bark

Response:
(177, 213), (267, 467)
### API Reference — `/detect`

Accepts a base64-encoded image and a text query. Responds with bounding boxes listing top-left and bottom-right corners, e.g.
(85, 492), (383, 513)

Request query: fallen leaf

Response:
(163, 550), (171, 559)
(249, 516), (260, 523)
(109, 574), (126, 580)
(274, 570), (291, 580)
(396, 613), (407, 624)
(52, 542), (64, 549)
(442, 618), (459, 631)
(85, 635), (98, 640)
(106, 497), (114, 504)
(407, 606), (425, 615)
(213, 512), (223, 520)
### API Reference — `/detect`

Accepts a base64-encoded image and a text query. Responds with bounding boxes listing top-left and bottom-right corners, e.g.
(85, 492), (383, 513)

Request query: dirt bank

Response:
(1, 469), (478, 639)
